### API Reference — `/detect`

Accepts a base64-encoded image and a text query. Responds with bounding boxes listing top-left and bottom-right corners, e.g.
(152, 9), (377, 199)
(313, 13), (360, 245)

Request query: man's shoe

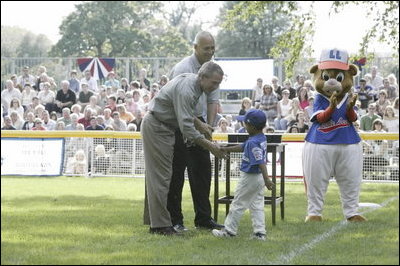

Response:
(149, 226), (180, 236)
(305, 215), (322, 222)
(251, 232), (266, 241)
(347, 215), (367, 222)
(173, 224), (189, 233)
(212, 229), (235, 238)
(196, 219), (224, 230)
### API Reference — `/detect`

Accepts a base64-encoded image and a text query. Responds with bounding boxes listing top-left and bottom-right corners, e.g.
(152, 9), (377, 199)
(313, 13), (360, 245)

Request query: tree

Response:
(222, 1), (315, 78)
(222, 1), (399, 79)
(163, 1), (209, 45)
(216, 1), (291, 58)
(50, 1), (190, 57)
(1, 26), (52, 58)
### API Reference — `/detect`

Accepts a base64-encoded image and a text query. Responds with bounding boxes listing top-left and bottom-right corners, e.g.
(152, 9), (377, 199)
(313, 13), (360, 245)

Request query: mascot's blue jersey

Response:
(305, 93), (361, 144)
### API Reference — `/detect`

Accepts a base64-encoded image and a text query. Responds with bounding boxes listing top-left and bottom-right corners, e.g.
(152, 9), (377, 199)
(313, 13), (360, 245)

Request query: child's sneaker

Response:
(251, 232), (266, 241)
(212, 229), (235, 238)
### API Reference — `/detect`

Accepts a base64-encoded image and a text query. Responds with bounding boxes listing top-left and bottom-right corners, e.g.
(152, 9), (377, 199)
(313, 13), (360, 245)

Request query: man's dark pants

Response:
(167, 128), (212, 226)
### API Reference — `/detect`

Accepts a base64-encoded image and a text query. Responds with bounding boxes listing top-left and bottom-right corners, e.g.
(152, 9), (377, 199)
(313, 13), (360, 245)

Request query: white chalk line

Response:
(269, 196), (398, 265)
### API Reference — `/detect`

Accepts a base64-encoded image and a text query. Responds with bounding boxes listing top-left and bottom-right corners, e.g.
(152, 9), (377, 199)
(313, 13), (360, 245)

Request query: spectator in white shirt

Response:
(41, 110), (56, 130)
(81, 70), (98, 93)
(1, 80), (22, 114)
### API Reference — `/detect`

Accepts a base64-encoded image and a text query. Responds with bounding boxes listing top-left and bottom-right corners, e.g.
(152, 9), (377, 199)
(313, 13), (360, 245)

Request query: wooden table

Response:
(213, 143), (286, 225)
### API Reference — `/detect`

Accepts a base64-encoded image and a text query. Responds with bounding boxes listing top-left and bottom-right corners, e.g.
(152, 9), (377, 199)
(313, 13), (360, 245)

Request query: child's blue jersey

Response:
(305, 93), (361, 144)
(240, 133), (267, 173)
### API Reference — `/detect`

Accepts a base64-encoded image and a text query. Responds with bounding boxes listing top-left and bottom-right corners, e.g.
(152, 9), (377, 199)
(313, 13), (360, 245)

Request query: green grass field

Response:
(1, 176), (399, 265)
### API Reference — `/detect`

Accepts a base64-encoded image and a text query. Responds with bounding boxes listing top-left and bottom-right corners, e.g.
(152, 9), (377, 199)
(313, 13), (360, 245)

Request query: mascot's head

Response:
(310, 48), (358, 99)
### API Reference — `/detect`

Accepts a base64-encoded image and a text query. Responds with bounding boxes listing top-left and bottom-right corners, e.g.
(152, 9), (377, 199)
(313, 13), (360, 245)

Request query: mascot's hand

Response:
(329, 91), (338, 109)
(347, 92), (358, 110)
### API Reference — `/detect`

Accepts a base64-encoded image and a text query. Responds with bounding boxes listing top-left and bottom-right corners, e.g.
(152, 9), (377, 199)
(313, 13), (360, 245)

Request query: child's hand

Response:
(265, 178), (275, 191)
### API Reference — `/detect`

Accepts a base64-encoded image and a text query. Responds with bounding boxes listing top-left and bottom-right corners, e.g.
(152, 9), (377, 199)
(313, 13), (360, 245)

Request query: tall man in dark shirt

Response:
(167, 31), (223, 232)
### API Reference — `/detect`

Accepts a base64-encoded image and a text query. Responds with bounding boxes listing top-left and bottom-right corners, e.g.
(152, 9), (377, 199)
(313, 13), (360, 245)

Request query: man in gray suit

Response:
(141, 61), (227, 235)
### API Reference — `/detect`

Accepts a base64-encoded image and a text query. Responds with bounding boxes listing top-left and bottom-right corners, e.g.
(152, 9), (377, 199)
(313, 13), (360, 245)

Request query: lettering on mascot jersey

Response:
(317, 117), (350, 133)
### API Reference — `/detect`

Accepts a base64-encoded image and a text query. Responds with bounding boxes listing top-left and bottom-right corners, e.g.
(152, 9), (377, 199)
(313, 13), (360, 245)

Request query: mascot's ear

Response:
(348, 64), (358, 77)
(310, 65), (319, 74)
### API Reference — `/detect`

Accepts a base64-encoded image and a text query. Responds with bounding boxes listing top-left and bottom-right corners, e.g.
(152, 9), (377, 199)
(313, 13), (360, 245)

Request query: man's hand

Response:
(194, 118), (214, 140)
(210, 143), (228, 159)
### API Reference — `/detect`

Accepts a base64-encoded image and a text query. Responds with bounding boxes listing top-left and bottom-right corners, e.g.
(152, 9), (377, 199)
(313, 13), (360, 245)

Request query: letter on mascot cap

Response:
(318, 48), (349, 71)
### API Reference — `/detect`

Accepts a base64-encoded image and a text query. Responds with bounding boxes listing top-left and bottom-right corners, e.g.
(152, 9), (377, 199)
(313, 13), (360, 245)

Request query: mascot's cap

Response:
(236, 109), (266, 129)
(319, 48), (349, 70)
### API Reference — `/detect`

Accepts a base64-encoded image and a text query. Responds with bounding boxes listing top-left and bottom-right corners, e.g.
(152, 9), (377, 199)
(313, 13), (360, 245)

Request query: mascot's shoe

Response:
(347, 215), (367, 222)
(305, 215), (323, 222)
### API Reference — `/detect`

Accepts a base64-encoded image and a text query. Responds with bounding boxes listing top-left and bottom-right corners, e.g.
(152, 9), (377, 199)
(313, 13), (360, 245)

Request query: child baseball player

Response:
(212, 109), (274, 241)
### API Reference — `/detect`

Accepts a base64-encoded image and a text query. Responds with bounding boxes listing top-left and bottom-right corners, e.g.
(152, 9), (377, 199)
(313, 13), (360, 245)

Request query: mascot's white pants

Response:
(302, 142), (363, 219)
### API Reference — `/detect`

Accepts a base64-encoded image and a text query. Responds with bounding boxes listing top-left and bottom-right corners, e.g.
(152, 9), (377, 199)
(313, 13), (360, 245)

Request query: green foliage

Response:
(221, 2), (315, 78)
(1, 177), (399, 265)
(1, 26), (52, 57)
(217, 1), (291, 58)
(50, 1), (191, 57)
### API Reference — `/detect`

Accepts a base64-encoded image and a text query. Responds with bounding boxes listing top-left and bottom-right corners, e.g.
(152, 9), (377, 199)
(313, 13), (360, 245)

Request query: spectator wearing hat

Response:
(17, 66), (36, 89)
(31, 118), (46, 131)
(354, 78), (375, 110)
(104, 71), (120, 89)
(68, 70), (80, 94)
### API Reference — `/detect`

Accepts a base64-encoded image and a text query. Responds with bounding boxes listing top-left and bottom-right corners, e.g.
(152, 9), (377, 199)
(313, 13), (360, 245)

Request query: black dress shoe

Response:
(149, 226), (179, 235)
(195, 219), (225, 230)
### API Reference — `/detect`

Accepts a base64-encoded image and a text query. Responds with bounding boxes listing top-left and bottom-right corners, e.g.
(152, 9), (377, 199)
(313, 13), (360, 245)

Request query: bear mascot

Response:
(303, 48), (367, 222)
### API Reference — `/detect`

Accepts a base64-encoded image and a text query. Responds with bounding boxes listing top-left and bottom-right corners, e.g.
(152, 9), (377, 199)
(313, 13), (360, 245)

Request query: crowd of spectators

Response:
(1, 65), (166, 133)
(1, 65), (398, 136)
(216, 67), (398, 135)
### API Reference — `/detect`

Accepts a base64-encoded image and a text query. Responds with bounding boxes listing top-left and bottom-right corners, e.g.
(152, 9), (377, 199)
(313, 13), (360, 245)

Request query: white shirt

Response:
(1, 88), (22, 113)
(81, 77), (98, 93)
(383, 118), (399, 133)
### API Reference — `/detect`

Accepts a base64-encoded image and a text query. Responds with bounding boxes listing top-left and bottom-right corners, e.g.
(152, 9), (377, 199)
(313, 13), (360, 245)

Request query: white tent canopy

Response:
(215, 58), (274, 90)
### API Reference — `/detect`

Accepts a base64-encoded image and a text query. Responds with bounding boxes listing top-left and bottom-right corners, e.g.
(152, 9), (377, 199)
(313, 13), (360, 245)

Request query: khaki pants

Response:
(141, 113), (175, 228)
